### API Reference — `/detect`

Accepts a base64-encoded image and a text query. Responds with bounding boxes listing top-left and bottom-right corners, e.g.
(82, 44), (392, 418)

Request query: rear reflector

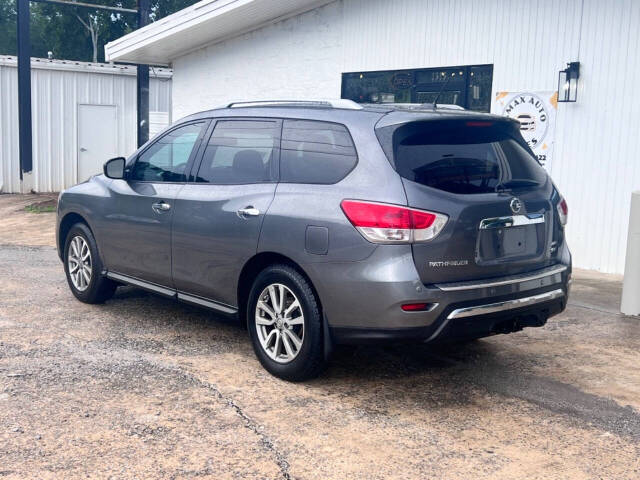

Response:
(557, 196), (568, 226)
(401, 303), (431, 312)
(341, 200), (448, 244)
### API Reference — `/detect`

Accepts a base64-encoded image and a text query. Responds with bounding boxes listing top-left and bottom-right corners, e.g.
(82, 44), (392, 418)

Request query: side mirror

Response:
(104, 157), (126, 179)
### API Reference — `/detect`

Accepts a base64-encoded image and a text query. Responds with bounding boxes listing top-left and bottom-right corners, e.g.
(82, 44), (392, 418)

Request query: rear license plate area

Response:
(477, 225), (542, 262)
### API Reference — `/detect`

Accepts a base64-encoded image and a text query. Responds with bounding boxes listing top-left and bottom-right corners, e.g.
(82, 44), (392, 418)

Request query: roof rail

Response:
(224, 99), (363, 110)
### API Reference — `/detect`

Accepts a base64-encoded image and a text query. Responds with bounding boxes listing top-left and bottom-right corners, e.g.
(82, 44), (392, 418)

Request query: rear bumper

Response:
(303, 245), (571, 344)
(331, 285), (567, 344)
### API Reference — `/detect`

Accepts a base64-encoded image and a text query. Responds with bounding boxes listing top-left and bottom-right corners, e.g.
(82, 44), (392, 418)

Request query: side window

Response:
(130, 122), (204, 182)
(195, 120), (279, 184)
(280, 120), (357, 184)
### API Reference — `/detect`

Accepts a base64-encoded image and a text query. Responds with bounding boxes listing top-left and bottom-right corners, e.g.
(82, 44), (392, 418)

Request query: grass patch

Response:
(25, 201), (57, 214)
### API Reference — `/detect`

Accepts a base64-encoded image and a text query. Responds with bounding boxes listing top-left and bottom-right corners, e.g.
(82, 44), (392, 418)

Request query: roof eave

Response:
(105, 0), (335, 65)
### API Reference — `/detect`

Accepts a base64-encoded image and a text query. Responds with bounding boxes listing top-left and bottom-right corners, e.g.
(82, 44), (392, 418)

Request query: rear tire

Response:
(247, 264), (326, 381)
(63, 223), (117, 304)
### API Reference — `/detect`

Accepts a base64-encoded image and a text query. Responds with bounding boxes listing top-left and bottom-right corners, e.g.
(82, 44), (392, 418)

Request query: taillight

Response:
(557, 197), (568, 226)
(340, 200), (448, 244)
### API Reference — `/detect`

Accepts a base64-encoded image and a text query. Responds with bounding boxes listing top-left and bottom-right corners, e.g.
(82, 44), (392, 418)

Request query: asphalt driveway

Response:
(1, 194), (639, 479)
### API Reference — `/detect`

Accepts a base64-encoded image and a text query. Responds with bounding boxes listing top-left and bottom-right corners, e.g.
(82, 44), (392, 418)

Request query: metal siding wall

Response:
(0, 63), (21, 193)
(0, 59), (171, 194)
(551, 0), (640, 273)
(339, 0), (640, 273)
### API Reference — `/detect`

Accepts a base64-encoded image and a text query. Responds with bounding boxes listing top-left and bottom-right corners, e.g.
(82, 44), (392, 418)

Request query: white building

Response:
(105, 0), (640, 274)
(0, 56), (172, 193)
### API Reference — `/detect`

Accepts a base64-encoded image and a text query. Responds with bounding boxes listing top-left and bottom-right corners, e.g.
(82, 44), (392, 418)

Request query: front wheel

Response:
(64, 223), (117, 304)
(247, 265), (326, 381)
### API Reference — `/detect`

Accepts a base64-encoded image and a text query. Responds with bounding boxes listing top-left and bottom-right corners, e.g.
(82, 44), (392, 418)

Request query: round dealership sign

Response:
(502, 93), (549, 148)
(492, 91), (558, 170)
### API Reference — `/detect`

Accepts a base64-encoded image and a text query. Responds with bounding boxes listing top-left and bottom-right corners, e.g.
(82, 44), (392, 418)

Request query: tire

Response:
(247, 264), (326, 381)
(63, 223), (117, 304)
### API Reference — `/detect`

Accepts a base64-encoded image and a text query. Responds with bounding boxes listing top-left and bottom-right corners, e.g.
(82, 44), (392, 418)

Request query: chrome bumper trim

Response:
(446, 288), (565, 320)
(434, 265), (568, 292)
(479, 213), (545, 229)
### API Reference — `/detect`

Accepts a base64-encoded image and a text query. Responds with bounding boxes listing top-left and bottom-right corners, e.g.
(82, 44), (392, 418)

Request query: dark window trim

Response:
(127, 119), (210, 184)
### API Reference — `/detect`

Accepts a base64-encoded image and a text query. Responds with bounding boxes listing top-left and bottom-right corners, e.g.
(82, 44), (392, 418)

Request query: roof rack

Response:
(223, 99), (363, 110)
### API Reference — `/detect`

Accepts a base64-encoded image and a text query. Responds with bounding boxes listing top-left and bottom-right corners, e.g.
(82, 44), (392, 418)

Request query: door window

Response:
(280, 120), (357, 184)
(195, 120), (278, 184)
(130, 122), (204, 182)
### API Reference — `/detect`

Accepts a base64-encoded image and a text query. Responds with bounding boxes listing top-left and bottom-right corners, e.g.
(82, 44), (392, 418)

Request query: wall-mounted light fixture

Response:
(558, 62), (580, 103)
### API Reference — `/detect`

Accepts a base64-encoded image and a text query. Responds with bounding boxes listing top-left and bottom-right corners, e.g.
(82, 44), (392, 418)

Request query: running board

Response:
(106, 272), (175, 297)
(177, 292), (237, 314)
(105, 271), (238, 314)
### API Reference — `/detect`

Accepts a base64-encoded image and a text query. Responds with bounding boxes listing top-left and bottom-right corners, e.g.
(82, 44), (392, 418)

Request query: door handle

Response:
(152, 201), (171, 213)
(237, 206), (260, 218)
(79, 147), (87, 152)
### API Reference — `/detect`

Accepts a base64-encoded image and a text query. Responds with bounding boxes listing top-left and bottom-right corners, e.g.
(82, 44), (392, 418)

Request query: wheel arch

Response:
(58, 211), (94, 260)
(237, 252), (322, 329)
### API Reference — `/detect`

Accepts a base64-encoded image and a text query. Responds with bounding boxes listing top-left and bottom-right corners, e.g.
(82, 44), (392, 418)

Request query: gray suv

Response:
(57, 100), (571, 381)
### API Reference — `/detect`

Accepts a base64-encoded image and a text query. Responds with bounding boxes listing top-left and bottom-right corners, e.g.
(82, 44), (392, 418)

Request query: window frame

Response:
(341, 64), (494, 112)
(278, 118), (359, 185)
(188, 117), (282, 185)
(127, 119), (210, 184)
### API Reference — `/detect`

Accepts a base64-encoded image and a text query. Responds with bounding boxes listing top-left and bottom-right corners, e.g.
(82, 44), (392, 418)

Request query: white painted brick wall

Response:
(172, 1), (343, 119)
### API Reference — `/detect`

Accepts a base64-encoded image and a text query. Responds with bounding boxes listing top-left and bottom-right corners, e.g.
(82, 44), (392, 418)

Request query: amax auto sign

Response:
(492, 91), (558, 171)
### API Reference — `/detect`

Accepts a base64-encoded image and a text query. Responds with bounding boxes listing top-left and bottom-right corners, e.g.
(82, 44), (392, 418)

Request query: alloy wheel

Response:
(68, 235), (92, 292)
(255, 283), (305, 363)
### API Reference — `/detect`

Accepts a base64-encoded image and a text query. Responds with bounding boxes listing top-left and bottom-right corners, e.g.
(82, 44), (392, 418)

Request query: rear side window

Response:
(389, 120), (547, 194)
(195, 120), (279, 184)
(280, 120), (357, 184)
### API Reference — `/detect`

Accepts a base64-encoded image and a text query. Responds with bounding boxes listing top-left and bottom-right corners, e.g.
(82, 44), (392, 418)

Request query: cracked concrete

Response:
(0, 194), (639, 479)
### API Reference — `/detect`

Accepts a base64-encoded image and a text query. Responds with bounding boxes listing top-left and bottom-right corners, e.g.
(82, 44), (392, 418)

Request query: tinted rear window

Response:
(389, 120), (547, 194)
(280, 120), (357, 184)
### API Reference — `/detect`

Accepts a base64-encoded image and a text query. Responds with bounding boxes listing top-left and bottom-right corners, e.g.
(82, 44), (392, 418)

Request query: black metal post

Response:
(17, 0), (32, 178)
(136, 0), (150, 147)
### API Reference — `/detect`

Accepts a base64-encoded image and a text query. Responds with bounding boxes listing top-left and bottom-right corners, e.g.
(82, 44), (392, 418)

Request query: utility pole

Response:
(17, 0), (33, 188)
(16, 0), (143, 191)
(136, 0), (150, 147)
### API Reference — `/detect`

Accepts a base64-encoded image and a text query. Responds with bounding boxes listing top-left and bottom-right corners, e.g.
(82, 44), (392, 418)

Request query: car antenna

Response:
(432, 72), (454, 109)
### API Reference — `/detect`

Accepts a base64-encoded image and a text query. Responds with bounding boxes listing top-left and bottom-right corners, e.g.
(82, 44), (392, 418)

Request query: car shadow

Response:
(101, 286), (640, 439)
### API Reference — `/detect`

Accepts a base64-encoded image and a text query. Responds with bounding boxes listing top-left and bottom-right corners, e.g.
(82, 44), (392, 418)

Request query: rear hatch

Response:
(376, 114), (563, 284)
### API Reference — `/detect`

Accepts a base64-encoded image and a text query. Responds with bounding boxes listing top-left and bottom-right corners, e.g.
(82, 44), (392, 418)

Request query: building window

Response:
(341, 64), (493, 112)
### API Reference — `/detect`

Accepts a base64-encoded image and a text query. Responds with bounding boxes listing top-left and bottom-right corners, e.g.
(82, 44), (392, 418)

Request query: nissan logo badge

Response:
(510, 198), (523, 214)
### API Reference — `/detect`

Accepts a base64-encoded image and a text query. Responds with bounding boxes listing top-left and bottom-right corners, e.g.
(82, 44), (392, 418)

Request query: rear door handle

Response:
(152, 201), (171, 213)
(237, 207), (260, 218)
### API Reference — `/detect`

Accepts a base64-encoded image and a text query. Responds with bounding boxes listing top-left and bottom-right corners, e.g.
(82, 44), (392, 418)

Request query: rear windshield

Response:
(385, 120), (547, 194)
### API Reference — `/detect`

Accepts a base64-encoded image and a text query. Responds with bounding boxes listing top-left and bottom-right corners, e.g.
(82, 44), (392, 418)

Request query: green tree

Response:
(0, 0), (199, 63)
(0, 0), (17, 55)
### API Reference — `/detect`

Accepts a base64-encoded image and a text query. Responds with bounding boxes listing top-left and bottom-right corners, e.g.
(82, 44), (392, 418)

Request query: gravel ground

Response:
(1, 194), (639, 479)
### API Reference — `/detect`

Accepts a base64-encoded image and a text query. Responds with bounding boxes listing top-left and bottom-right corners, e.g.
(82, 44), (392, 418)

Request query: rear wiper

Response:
(496, 179), (541, 191)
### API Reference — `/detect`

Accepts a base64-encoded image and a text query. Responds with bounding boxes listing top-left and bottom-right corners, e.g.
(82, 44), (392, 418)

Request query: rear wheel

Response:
(64, 223), (117, 304)
(247, 264), (326, 381)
